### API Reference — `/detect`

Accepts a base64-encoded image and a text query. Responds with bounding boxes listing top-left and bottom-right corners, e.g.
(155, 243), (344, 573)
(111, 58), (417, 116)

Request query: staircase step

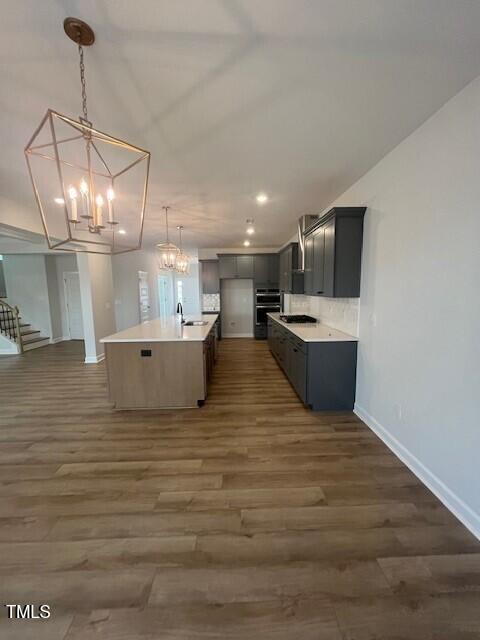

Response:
(20, 328), (40, 337)
(22, 337), (50, 351)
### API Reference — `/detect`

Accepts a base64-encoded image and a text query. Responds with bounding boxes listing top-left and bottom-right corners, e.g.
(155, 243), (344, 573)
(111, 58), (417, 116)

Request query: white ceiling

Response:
(2, 0), (480, 251)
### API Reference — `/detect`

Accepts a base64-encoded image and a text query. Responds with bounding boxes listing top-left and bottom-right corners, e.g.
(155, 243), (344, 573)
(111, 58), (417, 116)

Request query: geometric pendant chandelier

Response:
(24, 18), (150, 255)
(156, 206), (180, 271)
(175, 225), (190, 274)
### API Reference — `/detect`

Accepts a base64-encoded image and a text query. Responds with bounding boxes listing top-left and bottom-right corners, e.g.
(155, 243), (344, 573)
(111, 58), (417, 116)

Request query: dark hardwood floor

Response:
(0, 339), (479, 639)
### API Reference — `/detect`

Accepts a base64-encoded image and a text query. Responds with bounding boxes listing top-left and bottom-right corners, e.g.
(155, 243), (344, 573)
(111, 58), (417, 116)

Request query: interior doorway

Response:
(63, 271), (84, 339)
(138, 271), (150, 323)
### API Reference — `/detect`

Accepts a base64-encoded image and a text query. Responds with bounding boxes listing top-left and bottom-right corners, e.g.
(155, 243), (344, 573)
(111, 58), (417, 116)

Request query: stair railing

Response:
(0, 299), (23, 353)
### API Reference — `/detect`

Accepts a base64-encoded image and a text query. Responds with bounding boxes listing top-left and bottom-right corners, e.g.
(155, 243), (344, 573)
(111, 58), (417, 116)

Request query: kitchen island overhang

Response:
(101, 314), (218, 410)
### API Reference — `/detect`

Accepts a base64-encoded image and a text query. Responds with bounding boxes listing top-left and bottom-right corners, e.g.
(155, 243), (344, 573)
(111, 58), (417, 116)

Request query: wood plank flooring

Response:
(0, 339), (479, 639)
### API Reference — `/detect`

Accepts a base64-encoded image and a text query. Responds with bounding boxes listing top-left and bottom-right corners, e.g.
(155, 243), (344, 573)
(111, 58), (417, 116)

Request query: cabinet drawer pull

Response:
(317, 290), (323, 294)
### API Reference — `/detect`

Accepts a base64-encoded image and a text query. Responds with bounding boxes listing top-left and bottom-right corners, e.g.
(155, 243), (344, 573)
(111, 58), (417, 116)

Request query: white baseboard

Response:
(222, 333), (254, 338)
(84, 353), (105, 364)
(0, 347), (19, 355)
(50, 336), (69, 344)
(354, 403), (480, 541)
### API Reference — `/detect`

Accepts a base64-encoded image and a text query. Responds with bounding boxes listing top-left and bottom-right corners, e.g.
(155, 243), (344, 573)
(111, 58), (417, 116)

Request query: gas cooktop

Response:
(280, 314), (317, 324)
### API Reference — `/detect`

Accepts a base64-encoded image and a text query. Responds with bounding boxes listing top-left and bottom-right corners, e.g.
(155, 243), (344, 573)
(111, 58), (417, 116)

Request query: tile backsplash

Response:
(284, 294), (359, 337)
(202, 293), (220, 312)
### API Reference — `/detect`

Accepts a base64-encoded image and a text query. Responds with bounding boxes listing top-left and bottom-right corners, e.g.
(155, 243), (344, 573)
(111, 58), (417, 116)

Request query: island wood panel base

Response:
(105, 341), (205, 409)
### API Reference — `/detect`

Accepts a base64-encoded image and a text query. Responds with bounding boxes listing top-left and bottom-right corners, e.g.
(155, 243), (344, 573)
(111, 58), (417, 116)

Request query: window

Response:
(176, 280), (183, 305)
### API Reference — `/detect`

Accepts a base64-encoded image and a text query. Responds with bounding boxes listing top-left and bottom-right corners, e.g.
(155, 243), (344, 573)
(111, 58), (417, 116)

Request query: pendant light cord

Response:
(163, 206), (170, 243)
(78, 43), (89, 122)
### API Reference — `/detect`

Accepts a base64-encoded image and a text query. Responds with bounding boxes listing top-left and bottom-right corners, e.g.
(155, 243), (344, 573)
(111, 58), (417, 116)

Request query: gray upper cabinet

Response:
(304, 233), (314, 295)
(236, 255), (254, 278)
(312, 226), (325, 295)
(279, 243), (303, 294)
(200, 260), (220, 294)
(254, 255), (269, 284)
(303, 207), (365, 298)
(218, 256), (237, 279)
(268, 254), (279, 287)
(254, 254), (279, 286)
(218, 254), (254, 279)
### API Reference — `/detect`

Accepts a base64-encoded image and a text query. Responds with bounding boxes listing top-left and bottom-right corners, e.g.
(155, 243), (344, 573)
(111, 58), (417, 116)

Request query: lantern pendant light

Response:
(156, 206), (180, 271)
(175, 226), (190, 274)
(24, 18), (150, 254)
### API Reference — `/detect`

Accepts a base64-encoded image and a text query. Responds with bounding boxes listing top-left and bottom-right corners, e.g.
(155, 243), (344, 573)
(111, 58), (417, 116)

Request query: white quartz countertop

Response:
(101, 314), (218, 343)
(268, 313), (357, 342)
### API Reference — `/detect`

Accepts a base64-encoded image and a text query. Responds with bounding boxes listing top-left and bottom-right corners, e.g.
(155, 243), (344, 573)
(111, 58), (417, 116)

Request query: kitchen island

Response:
(101, 314), (218, 409)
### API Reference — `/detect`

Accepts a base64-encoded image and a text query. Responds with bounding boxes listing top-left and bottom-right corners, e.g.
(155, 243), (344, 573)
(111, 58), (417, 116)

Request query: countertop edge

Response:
(100, 314), (218, 343)
(267, 313), (358, 343)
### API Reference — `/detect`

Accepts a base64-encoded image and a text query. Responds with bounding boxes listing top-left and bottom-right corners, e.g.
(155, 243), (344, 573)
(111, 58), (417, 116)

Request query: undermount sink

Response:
(183, 320), (208, 326)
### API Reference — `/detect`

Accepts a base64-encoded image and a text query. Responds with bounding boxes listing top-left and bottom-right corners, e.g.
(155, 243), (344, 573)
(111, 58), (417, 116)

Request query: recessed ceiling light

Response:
(118, 229), (126, 235)
(256, 192), (268, 204)
(246, 226), (255, 235)
(243, 240), (250, 247)
(54, 197), (65, 205)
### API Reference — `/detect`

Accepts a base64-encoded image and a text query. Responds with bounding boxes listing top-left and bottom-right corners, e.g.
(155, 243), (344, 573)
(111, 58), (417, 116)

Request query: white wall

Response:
(322, 75), (480, 537)
(0, 333), (19, 355)
(112, 248), (201, 330)
(2, 254), (52, 338)
(112, 249), (161, 330)
(174, 260), (201, 316)
(77, 253), (116, 363)
(221, 279), (254, 337)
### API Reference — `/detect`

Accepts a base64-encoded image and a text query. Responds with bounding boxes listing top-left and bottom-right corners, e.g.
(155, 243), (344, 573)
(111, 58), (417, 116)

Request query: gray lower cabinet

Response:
(267, 317), (357, 410)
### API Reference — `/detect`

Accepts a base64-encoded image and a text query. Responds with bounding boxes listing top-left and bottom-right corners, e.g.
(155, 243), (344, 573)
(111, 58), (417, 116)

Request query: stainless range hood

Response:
(296, 215), (318, 271)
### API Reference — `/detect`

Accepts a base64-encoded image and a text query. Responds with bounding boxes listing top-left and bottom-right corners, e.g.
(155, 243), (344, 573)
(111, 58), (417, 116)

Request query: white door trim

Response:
(63, 271), (83, 340)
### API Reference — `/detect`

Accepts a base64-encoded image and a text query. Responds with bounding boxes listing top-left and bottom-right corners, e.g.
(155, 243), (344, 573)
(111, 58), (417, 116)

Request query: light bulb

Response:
(118, 229), (126, 235)
(95, 194), (104, 207)
(68, 186), (77, 200)
(243, 240), (250, 247)
(54, 197), (65, 205)
(246, 226), (255, 235)
(107, 188), (115, 202)
(80, 179), (88, 196)
(256, 192), (268, 204)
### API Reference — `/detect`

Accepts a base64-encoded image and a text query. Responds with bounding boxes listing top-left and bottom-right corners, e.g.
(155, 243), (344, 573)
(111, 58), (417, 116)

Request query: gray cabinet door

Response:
(304, 234), (314, 295)
(219, 256), (236, 279)
(236, 255), (254, 278)
(312, 227), (325, 295)
(254, 255), (269, 284)
(291, 344), (307, 402)
(279, 251), (285, 291)
(268, 254), (279, 286)
(201, 261), (220, 294)
(323, 218), (335, 296)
